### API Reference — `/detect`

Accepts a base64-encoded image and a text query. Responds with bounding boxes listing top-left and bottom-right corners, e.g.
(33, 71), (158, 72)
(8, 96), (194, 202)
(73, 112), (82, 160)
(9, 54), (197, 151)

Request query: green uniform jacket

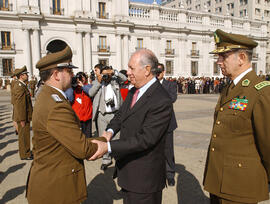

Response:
(13, 80), (33, 122)
(203, 70), (270, 203)
(10, 79), (18, 105)
(26, 85), (106, 204)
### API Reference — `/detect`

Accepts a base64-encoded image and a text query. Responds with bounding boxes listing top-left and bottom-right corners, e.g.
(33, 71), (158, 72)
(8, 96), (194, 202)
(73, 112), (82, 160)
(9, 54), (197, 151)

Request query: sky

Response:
(130, 0), (162, 4)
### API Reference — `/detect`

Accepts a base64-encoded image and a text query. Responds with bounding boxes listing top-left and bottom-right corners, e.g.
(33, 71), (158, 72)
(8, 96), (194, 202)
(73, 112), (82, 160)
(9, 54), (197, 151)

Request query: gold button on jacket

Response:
(203, 71), (270, 203)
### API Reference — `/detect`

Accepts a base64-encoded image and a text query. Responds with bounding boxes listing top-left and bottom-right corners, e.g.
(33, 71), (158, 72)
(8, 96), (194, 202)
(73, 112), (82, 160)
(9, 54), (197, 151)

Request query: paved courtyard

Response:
(0, 90), (269, 204)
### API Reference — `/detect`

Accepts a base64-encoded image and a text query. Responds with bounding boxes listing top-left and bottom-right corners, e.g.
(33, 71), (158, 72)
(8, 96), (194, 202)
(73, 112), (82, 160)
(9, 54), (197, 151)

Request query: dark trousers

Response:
(210, 194), (257, 204)
(165, 131), (175, 179)
(122, 189), (162, 204)
(80, 119), (92, 138)
(17, 121), (31, 159)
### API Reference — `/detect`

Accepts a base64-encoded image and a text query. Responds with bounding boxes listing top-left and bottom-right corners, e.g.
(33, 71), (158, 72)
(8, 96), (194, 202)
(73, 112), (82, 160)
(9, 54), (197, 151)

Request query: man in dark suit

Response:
(90, 49), (173, 204)
(157, 63), (178, 186)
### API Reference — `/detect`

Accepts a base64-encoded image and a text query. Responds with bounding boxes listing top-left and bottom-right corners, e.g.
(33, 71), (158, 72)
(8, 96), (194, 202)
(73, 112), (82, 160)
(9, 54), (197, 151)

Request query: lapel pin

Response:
(242, 79), (250, 87)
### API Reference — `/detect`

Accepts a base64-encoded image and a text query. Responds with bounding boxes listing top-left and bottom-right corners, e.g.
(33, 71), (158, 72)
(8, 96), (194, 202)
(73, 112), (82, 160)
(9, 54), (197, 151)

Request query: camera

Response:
(105, 98), (115, 107)
(102, 74), (111, 82)
(90, 70), (95, 81)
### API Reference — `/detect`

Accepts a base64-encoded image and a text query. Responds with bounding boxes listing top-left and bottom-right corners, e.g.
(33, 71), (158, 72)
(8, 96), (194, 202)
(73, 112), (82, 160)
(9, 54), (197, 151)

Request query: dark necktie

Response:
(130, 89), (140, 108)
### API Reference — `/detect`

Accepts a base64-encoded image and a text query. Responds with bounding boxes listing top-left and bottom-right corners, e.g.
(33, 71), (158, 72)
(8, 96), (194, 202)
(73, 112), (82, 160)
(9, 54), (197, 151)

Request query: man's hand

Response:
(20, 121), (25, 128)
(89, 140), (108, 161)
(102, 131), (113, 142)
(77, 80), (83, 87)
(97, 74), (102, 83)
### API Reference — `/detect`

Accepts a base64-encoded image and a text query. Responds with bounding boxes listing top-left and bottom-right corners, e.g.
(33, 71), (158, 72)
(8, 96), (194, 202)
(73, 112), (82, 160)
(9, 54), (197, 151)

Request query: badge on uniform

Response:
(229, 97), (248, 111)
(51, 94), (63, 103)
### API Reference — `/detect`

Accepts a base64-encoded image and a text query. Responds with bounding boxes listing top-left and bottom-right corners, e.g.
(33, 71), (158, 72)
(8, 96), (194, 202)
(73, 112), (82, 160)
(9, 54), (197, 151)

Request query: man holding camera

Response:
(89, 64), (127, 170)
(65, 72), (93, 138)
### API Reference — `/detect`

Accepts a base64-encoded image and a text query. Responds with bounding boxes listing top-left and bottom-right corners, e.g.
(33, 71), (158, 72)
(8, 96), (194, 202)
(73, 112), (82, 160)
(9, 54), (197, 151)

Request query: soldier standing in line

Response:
(29, 76), (37, 97)
(204, 29), (270, 204)
(26, 46), (106, 204)
(10, 70), (19, 135)
(13, 66), (33, 160)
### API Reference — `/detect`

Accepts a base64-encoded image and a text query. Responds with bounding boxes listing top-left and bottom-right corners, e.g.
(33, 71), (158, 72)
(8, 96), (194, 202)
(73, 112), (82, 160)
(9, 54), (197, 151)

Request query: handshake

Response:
(88, 131), (113, 161)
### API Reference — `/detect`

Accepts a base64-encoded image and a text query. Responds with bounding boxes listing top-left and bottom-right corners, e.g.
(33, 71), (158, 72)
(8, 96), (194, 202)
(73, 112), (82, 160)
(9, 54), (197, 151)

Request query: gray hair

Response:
(134, 49), (159, 76)
(235, 49), (253, 62)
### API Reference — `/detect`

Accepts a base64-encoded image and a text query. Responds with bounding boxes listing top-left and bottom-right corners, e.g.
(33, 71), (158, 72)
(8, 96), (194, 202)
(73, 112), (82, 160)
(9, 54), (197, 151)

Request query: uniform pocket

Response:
(221, 154), (267, 199)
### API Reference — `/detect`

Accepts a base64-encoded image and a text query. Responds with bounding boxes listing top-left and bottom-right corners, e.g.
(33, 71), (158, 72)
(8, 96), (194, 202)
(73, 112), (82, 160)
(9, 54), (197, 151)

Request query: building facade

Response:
(162, 0), (270, 73)
(0, 0), (268, 79)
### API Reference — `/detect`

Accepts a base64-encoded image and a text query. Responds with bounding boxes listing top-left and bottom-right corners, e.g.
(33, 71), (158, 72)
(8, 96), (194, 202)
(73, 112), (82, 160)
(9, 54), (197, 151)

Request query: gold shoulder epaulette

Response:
(255, 81), (270, 90)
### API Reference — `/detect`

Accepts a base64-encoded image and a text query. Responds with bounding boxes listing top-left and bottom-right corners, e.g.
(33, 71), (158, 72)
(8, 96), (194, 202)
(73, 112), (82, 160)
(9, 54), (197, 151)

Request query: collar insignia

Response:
(242, 79), (250, 87)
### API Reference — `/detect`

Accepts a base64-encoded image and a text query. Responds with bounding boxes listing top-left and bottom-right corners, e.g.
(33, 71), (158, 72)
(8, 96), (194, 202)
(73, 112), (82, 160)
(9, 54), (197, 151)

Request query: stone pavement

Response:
(0, 90), (269, 204)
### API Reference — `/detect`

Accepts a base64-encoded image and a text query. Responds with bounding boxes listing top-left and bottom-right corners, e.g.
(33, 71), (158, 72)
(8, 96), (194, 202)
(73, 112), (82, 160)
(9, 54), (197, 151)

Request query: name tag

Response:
(76, 97), (82, 104)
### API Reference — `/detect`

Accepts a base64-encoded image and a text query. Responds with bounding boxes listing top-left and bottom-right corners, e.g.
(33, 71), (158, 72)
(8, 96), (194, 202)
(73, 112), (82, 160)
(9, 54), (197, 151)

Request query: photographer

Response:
(89, 64), (127, 170)
(65, 72), (93, 138)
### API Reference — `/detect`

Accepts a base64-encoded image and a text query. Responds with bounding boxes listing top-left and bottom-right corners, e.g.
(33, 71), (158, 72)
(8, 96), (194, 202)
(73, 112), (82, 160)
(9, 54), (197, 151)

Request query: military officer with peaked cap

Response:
(203, 29), (270, 204)
(26, 46), (106, 204)
(10, 69), (19, 135)
(13, 66), (33, 160)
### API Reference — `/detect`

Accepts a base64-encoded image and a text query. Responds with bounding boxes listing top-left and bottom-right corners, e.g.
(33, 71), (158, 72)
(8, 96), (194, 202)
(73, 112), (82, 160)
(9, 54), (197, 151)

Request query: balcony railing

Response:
(191, 50), (199, 57)
(0, 3), (12, 11)
(97, 45), (110, 52)
(135, 47), (145, 51)
(0, 43), (15, 50)
(96, 12), (109, 19)
(50, 7), (64, 15)
(165, 49), (175, 55)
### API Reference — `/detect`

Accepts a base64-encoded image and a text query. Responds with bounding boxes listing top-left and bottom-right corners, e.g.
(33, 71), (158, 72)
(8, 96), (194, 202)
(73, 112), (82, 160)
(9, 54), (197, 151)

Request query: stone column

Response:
(24, 29), (32, 76)
(116, 34), (122, 70)
(85, 32), (92, 71)
(32, 29), (40, 77)
(123, 35), (129, 70)
(77, 31), (84, 72)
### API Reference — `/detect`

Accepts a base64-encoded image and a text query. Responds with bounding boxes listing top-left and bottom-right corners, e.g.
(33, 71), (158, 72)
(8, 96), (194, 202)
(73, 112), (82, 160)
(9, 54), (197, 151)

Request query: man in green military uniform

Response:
(203, 29), (270, 204)
(13, 66), (33, 160)
(26, 46), (106, 204)
(28, 76), (37, 97)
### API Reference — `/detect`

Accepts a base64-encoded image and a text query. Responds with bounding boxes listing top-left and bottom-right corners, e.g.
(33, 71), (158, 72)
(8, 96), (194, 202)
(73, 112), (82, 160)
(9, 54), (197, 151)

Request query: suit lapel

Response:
(122, 81), (159, 122)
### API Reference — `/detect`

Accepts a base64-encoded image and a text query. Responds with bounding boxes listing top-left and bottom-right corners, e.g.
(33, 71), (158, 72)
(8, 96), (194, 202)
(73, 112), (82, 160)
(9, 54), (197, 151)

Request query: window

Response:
(191, 61), (198, 76)
(192, 42), (196, 50)
(255, 8), (261, 15)
(1, 31), (11, 49)
(137, 38), (143, 49)
(0, 0), (9, 10)
(98, 2), (106, 18)
(52, 0), (61, 15)
(213, 62), (220, 75)
(166, 40), (172, 49)
(165, 60), (173, 75)
(99, 59), (109, 66)
(99, 36), (107, 51)
(2, 58), (12, 76)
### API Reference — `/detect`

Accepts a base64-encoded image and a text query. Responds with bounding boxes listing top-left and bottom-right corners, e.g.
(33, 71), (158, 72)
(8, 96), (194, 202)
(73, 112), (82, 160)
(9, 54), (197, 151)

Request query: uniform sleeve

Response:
(47, 102), (106, 159)
(253, 92), (270, 181)
(13, 84), (26, 121)
(110, 101), (172, 160)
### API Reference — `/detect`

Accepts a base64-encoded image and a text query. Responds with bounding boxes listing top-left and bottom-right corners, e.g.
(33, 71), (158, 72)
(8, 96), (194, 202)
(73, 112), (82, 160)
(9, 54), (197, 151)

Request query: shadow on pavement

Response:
(0, 185), (26, 203)
(0, 150), (18, 163)
(0, 139), (17, 151)
(0, 163), (26, 183)
(83, 167), (123, 204)
(175, 164), (209, 204)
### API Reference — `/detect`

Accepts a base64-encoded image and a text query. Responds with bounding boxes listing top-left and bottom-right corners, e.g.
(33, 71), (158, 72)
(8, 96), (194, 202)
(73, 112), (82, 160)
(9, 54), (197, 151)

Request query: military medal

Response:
(229, 97), (248, 111)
